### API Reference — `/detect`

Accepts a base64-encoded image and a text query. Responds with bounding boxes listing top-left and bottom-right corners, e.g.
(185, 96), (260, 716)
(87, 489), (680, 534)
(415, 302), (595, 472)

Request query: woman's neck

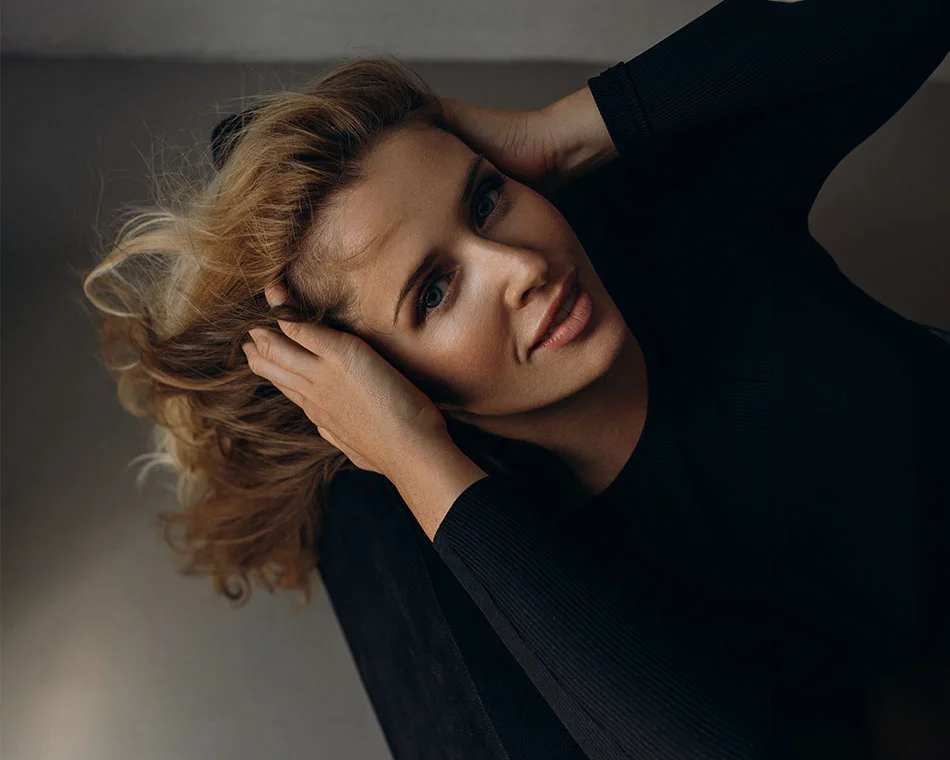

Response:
(471, 327), (650, 504)
(554, 328), (649, 501)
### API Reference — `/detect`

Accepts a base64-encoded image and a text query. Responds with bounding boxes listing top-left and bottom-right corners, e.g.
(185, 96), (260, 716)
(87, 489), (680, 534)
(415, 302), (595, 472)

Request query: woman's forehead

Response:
(323, 128), (472, 269)
(303, 125), (477, 324)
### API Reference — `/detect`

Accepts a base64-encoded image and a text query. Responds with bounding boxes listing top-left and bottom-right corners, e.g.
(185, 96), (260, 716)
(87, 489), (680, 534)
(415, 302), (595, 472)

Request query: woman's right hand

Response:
(438, 97), (568, 198)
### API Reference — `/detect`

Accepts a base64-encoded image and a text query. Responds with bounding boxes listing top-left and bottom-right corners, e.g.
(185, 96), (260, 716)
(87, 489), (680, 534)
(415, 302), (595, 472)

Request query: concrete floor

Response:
(2, 56), (948, 760)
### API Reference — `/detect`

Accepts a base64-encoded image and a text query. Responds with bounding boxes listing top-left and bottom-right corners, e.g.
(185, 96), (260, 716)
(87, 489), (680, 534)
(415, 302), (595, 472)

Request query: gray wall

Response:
(1, 0), (716, 61)
(3, 16), (949, 760)
(4, 0), (950, 78)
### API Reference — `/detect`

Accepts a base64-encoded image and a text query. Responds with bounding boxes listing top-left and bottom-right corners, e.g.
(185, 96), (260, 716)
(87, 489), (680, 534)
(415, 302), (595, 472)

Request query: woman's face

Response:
(316, 123), (629, 423)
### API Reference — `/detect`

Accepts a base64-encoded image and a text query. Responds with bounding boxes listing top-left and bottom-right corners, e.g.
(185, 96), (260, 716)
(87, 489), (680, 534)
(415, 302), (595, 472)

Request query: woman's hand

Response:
(439, 97), (566, 197)
(440, 88), (621, 196)
(241, 281), (450, 477)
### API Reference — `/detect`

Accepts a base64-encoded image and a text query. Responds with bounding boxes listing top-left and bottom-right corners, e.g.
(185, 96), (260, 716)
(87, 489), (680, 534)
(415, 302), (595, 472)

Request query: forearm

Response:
(387, 436), (489, 542)
(543, 85), (619, 183)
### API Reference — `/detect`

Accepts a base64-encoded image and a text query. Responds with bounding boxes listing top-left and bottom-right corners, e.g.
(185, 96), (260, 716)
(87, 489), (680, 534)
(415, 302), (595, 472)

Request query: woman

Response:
(82, 0), (950, 757)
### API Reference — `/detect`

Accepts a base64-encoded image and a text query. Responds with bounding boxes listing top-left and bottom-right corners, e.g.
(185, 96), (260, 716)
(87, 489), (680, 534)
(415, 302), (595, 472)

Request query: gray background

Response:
(3, 3), (949, 760)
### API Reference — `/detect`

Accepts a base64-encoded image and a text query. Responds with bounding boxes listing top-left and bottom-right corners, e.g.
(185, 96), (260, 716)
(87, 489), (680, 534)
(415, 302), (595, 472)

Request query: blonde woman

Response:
(83, 0), (950, 757)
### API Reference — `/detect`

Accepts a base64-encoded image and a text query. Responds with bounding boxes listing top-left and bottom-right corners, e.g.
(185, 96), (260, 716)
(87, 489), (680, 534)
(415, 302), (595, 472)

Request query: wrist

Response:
(387, 436), (489, 542)
(543, 85), (619, 183)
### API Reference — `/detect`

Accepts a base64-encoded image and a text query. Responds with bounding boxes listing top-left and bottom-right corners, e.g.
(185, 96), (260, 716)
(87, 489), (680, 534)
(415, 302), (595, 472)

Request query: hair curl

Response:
(81, 54), (576, 610)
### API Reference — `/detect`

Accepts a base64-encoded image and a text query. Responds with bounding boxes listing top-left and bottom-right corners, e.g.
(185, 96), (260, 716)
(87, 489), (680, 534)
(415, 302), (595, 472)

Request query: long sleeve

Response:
(319, 468), (594, 760)
(587, 0), (950, 223)
(432, 474), (772, 760)
(318, 469), (516, 760)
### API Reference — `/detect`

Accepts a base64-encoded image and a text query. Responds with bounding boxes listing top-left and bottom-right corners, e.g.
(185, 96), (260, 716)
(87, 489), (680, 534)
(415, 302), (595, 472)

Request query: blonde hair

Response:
(81, 55), (574, 609)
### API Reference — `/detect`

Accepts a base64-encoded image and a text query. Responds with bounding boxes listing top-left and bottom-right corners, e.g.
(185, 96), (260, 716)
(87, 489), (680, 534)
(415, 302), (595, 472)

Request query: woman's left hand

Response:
(241, 281), (450, 477)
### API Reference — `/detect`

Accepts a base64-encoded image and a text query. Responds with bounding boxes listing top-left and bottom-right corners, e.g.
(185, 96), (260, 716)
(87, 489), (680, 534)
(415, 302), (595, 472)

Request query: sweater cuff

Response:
(432, 473), (519, 553)
(587, 62), (653, 161)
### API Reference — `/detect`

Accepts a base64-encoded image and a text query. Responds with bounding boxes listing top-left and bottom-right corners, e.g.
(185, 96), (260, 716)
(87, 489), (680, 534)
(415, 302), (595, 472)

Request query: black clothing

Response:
(318, 1), (950, 757)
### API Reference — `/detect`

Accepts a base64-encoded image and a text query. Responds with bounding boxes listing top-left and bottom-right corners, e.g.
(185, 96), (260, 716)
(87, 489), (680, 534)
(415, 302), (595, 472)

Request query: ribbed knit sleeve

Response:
(588, 0), (948, 155)
(432, 475), (771, 760)
(587, 0), (950, 221)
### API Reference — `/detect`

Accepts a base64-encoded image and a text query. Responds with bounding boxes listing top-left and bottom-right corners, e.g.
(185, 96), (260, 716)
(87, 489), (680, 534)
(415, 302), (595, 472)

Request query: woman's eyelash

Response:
(473, 173), (509, 229)
(415, 173), (509, 323)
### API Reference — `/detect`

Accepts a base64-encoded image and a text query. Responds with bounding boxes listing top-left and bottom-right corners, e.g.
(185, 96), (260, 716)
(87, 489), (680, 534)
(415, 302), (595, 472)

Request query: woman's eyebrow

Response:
(391, 153), (486, 326)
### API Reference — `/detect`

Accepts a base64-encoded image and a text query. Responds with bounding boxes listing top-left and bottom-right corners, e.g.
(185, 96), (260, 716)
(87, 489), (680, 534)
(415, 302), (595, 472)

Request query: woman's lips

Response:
(531, 269), (578, 351)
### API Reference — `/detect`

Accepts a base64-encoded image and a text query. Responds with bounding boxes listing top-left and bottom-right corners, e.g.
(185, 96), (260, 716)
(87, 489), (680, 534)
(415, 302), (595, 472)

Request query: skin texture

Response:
(313, 123), (649, 499)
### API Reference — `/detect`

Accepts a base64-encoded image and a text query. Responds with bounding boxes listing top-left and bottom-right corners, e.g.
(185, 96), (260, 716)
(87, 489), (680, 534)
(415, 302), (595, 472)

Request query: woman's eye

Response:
(417, 271), (455, 322)
(415, 174), (509, 323)
(473, 174), (508, 229)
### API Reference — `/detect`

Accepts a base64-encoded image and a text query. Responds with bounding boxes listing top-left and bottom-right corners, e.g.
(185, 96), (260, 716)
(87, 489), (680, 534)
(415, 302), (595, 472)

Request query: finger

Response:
(264, 280), (289, 307)
(271, 379), (305, 408)
(243, 340), (313, 400)
(248, 326), (323, 377)
(275, 317), (349, 360)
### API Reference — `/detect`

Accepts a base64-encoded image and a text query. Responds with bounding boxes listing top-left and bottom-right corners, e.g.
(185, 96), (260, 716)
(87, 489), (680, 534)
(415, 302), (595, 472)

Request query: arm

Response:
(582, 0), (949, 157)
(319, 469), (510, 760)
(542, 85), (620, 185)
(390, 434), (489, 543)
(388, 438), (771, 760)
(570, 0), (949, 220)
(319, 468), (592, 759)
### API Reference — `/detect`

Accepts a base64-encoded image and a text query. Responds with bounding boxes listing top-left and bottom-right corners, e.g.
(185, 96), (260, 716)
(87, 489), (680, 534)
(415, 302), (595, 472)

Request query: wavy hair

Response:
(81, 55), (576, 609)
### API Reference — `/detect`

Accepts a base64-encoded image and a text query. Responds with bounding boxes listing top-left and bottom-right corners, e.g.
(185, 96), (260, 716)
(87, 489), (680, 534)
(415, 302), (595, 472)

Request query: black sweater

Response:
(317, 1), (950, 758)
